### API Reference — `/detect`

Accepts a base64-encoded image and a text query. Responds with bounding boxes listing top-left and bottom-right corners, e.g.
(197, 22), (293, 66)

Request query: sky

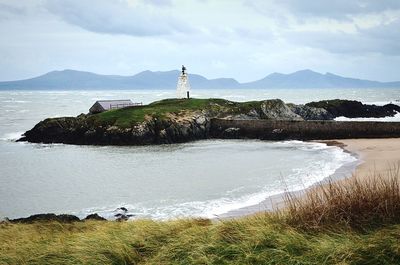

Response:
(0, 0), (400, 82)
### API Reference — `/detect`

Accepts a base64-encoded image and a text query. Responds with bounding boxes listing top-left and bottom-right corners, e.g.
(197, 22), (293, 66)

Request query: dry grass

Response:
(1, 170), (400, 264)
(284, 166), (400, 230)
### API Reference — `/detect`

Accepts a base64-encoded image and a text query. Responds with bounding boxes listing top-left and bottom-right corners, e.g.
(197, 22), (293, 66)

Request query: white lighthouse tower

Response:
(176, 65), (190, 99)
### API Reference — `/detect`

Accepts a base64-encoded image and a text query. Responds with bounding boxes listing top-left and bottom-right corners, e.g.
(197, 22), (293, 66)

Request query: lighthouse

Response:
(176, 65), (191, 99)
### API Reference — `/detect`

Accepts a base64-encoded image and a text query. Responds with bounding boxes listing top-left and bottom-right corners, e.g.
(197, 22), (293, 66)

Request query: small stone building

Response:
(89, 99), (140, 114)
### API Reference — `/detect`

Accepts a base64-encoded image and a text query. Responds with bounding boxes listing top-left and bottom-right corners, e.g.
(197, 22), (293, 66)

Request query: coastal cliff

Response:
(18, 98), (400, 145)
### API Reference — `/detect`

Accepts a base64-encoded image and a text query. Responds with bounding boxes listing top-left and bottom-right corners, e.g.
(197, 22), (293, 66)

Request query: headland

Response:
(17, 98), (400, 145)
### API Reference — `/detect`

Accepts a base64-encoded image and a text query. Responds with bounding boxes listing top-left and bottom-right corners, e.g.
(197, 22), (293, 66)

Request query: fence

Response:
(109, 102), (143, 110)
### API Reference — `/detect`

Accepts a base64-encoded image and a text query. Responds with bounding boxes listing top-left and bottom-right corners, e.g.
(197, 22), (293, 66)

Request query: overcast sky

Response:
(1, 0), (400, 82)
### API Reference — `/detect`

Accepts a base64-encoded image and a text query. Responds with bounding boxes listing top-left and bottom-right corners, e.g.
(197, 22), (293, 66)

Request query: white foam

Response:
(77, 141), (357, 220)
(1, 132), (24, 141)
(364, 101), (400, 106)
(1, 100), (30, 103)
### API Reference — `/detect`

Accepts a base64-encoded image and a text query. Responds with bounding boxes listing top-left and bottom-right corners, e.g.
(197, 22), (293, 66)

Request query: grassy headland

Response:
(2, 172), (400, 265)
(88, 98), (264, 127)
(20, 98), (400, 145)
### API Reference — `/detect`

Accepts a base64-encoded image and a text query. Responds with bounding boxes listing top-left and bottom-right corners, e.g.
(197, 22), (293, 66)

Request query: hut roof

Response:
(89, 99), (135, 114)
(96, 99), (133, 110)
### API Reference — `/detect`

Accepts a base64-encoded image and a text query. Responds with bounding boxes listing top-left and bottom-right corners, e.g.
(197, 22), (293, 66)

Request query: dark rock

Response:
(84, 213), (107, 221)
(118, 207), (128, 212)
(114, 207), (135, 221)
(306, 99), (400, 118)
(289, 104), (334, 120)
(10, 213), (80, 223)
(221, 127), (241, 138)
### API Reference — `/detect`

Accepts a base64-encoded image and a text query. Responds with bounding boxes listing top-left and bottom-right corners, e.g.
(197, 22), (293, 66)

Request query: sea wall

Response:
(210, 119), (400, 140)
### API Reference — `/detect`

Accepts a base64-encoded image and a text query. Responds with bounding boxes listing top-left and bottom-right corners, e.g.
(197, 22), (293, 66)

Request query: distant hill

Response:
(242, 69), (400, 89)
(0, 69), (399, 90)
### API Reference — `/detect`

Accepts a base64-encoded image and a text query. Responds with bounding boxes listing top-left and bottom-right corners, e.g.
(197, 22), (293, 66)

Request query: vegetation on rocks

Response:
(18, 98), (307, 145)
(89, 98), (270, 128)
(18, 98), (400, 145)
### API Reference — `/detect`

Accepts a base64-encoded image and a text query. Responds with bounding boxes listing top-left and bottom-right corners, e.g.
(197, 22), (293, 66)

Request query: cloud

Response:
(0, 2), (26, 19)
(44, 0), (193, 36)
(280, 0), (400, 19)
(1, 0), (400, 82)
(283, 17), (400, 55)
(242, 0), (400, 56)
(246, 0), (400, 21)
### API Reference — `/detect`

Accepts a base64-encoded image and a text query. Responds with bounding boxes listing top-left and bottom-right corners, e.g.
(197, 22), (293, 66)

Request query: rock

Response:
(114, 207), (134, 221)
(77, 113), (87, 119)
(225, 114), (259, 120)
(117, 207), (128, 212)
(17, 98), (400, 146)
(226, 109), (261, 120)
(247, 109), (260, 118)
(222, 127), (241, 138)
(306, 99), (400, 118)
(195, 115), (206, 124)
(10, 213), (80, 223)
(84, 213), (107, 221)
(260, 99), (303, 121)
(289, 104), (334, 120)
(272, 128), (283, 134)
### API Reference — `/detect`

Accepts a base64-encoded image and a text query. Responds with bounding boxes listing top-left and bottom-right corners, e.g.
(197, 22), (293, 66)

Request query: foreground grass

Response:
(3, 216), (400, 265)
(2, 172), (400, 265)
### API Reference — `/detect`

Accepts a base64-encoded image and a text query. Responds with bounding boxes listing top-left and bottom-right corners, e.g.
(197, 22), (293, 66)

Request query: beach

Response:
(337, 138), (400, 178)
(222, 138), (400, 218)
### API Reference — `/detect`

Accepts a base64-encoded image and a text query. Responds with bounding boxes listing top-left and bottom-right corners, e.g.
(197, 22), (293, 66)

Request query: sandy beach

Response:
(221, 138), (400, 218)
(335, 138), (400, 178)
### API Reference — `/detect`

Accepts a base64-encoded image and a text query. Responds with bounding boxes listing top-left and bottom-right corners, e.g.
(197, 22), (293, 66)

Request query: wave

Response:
(76, 141), (356, 220)
(0, 131), (24, 141)
(1, 100), (30, 103)
(364, 101), (400, 106)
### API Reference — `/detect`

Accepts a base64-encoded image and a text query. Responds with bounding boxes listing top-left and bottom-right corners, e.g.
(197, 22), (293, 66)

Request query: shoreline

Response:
(5, 138), (400, 222)
(220, 138), (400, 219)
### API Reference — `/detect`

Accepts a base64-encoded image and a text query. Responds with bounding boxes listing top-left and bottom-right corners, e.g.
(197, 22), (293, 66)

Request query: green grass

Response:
(2, 172), (400, 264)
(87, 98), (264, 128)
(1, 215), (400, 264)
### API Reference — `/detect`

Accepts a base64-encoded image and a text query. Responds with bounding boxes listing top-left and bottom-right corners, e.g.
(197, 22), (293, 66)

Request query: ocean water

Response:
(0, 88), (398, 220)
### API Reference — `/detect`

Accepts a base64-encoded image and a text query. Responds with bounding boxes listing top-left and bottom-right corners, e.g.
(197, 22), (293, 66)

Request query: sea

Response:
(1, 88), (399, 220)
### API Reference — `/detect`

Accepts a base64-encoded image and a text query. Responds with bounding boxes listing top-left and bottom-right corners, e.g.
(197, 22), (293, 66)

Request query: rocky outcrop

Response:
(17, 98), (400, 145)
(10, 213), (80, 223)
(306, 99), (400, 118)
(7, 213), (110, 223)
(18, 112), (211, 145)
(288, 104), (334, 120)
(84, 213), (107, 221)
(260, 99), (303, 120)
(223, 99), (303, 120)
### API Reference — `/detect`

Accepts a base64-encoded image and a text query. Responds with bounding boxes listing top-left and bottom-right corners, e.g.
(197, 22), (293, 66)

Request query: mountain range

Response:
(0, 69), (399, 90)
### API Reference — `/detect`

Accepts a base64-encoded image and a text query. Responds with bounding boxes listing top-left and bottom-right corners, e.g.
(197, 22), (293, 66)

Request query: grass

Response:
(87, 98), (264, 128)
(285, 167), (400, 230)
(1, 171), (400, 265)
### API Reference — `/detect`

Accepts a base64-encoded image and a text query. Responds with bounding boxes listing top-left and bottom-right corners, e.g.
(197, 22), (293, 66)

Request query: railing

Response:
(109, 102), (143, 110)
